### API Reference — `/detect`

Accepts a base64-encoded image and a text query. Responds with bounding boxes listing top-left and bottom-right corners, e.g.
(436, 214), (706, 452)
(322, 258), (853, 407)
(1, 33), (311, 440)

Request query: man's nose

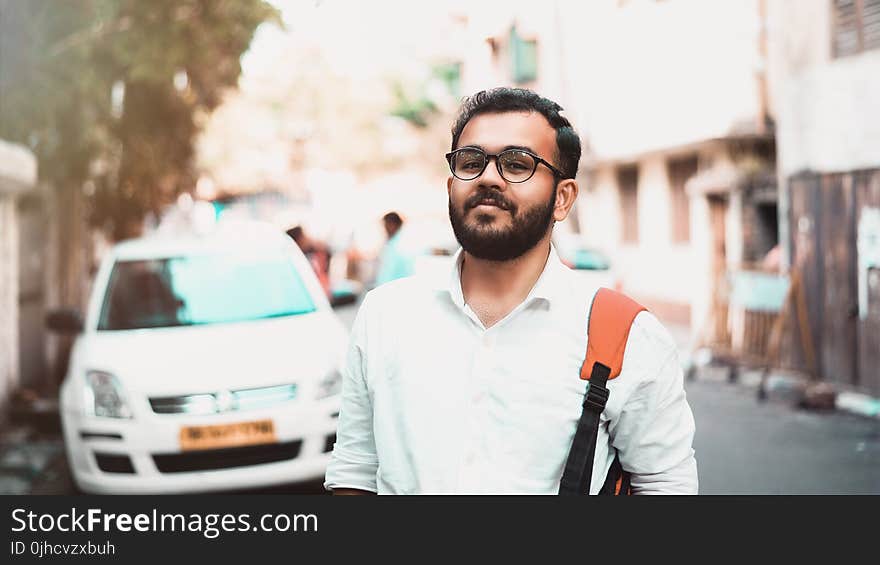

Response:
(478, 156), (506, 189)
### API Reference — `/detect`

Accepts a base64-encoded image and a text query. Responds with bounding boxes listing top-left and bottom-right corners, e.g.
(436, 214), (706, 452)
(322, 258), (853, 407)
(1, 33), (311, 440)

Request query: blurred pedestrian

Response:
(287, 225), (332, 296)
(325, 87), (697, 495)
(374, 211), (416, 286)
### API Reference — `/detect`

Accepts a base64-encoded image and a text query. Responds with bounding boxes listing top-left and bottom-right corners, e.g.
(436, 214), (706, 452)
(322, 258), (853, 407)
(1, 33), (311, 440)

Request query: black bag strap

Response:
(558, 362), (611, 495)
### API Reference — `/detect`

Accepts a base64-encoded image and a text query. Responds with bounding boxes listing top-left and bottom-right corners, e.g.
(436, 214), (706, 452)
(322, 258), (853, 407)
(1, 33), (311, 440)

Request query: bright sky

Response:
(242, 0), (468, 85)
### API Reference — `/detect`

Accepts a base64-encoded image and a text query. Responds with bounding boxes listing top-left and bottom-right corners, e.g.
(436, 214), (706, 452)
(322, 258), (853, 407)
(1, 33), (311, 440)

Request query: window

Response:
(509, 26), (538, 84)
(833, 0), (880, 58)
(667, 156), (698, 244)
(618, 165), (640, 244)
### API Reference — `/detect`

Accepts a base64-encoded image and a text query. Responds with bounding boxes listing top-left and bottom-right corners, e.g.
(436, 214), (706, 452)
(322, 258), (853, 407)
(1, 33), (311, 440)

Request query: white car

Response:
(49, 223), (347, 494)
(551, 233), (620, 290)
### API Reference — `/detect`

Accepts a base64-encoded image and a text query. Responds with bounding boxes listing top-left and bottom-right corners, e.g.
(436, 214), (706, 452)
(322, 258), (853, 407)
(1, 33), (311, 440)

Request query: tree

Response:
(0, 0), (281, 239)
(0, 0), (112, 191)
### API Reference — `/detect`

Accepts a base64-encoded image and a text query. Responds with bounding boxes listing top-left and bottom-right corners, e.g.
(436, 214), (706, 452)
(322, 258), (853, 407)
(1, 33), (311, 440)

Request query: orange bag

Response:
(559, 288), (647, 496)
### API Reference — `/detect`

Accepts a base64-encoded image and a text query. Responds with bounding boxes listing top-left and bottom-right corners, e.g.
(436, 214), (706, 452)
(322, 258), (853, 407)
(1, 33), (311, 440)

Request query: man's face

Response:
(447, 111), (559, 262)
(383, 219), (398, 238)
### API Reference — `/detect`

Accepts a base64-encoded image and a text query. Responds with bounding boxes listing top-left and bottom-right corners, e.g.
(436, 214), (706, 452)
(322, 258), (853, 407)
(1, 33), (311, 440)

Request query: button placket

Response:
(458, 331), (495, 490)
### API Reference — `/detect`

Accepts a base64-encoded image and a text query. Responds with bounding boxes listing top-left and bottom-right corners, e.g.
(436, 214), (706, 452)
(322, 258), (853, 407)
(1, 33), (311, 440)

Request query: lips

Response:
(468, 195), (509, 211)
(476, 199), (503, 208)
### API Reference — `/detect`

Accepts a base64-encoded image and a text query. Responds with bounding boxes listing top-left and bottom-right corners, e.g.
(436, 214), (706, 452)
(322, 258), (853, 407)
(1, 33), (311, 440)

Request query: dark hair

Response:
(450, 87), (581, 180)
(286, 225), (304, 241)
(382, 211), (403, 228)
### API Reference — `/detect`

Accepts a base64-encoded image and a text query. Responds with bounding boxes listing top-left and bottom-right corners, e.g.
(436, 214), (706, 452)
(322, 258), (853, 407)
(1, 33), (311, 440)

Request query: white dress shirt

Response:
(324, 245), (698, 494)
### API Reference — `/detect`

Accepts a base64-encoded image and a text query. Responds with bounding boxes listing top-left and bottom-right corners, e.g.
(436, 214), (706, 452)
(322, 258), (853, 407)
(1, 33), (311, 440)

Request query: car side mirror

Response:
(330, 291), (357, 308)
(46, 309), (84, 334)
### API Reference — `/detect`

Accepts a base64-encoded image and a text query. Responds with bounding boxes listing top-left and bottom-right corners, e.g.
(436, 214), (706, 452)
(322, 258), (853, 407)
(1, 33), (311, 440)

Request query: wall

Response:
(0, 140), (37, 409)
(768, 0), (880, 177)
(0, 197), (18, 406)
(559, 0), (765, 161)
(576, 142), (741, 331)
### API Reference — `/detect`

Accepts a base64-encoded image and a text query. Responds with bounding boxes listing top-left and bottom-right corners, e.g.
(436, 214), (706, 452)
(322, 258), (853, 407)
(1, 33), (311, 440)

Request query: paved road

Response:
(686, 376), (880, 494)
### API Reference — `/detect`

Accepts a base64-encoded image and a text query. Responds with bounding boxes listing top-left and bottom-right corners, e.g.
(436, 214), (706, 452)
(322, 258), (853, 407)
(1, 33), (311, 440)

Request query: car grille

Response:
(149, 383), (298, 415)
(152, 440), (302, 473)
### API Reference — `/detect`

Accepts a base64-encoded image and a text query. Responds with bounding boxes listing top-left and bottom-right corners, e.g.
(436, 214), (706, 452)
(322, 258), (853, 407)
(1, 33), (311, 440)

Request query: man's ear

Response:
(447, 175), (453, 195)
(553, 179), (579, 222)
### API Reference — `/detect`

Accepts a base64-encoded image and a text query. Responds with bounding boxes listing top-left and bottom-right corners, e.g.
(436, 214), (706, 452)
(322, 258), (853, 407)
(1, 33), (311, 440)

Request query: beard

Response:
(449, 185), (556, 262)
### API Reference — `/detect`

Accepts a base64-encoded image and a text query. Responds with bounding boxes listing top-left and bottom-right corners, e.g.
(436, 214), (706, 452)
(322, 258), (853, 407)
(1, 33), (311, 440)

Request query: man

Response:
(325, 87), (698, 494)
(374, 211), (416, 286)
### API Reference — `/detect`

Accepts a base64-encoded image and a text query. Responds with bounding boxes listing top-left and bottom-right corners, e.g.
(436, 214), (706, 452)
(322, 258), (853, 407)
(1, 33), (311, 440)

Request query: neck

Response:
(460, 234), (552, 308)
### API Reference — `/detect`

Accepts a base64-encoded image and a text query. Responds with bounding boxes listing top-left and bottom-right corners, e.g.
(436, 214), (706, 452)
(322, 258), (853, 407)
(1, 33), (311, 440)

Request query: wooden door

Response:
(708, 196), (729, 345)
(856, 169), (880, 395)
(820, 174), (859, 387)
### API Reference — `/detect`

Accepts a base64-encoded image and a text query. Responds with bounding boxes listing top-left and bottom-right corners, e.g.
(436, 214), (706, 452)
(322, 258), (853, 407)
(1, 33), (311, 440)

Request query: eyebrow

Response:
(460, 144), (538, 154)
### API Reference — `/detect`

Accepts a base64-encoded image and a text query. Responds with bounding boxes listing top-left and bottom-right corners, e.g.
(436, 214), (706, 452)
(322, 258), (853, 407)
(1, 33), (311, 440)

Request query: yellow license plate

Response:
(179, 419), (276, 451)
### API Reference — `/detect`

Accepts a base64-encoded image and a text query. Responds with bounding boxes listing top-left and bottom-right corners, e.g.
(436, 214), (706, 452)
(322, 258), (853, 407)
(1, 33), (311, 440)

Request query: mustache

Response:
(464, 190), (513, 211)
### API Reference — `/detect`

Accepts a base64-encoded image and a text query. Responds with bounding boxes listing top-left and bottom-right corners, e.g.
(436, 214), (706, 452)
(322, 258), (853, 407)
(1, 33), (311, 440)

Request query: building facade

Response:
(767, 0), (880, 395)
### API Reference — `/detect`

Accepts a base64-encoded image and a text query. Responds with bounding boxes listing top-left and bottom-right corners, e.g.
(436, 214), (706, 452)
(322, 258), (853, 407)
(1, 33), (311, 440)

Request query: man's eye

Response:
(461, 160), (483, 170)
(503, 157), (532, 170)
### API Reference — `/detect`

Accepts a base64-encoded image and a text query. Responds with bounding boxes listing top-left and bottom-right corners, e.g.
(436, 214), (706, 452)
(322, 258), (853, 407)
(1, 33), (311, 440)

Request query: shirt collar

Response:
(437, 244), (569, 309)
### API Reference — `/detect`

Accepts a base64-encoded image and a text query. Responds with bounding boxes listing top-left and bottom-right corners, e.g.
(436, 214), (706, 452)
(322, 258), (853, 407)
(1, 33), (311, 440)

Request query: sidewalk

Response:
(663, 320), (880, 421)
(0, 393), (66, 495)
(681, 345), (880, 420)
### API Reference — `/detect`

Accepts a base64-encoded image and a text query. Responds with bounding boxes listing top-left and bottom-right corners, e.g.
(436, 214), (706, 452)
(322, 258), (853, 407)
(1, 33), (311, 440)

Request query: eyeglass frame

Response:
(445, 146), (567, 183)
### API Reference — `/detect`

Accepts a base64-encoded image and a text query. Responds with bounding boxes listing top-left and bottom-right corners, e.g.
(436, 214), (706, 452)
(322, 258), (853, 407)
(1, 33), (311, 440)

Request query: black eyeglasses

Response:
(445, 147), (565, 183)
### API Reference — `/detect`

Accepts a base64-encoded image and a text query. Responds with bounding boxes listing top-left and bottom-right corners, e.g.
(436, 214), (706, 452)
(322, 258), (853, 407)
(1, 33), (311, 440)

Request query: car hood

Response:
(71, 311), (348, 397)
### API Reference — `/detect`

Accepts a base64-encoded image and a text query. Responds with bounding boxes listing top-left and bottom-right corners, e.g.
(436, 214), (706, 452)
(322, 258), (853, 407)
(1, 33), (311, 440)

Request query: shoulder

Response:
(631, 310), (677, 348)
(367, 273), (433, 301)
(622, 309), (681, 376)
(359, 274), (440, 319)
(580, 285), (679, 360)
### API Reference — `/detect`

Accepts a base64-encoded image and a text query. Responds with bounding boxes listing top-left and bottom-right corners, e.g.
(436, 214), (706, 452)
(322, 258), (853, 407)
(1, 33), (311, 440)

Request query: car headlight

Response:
(315, 367), (342, 400)
(84, 371), (133, 418)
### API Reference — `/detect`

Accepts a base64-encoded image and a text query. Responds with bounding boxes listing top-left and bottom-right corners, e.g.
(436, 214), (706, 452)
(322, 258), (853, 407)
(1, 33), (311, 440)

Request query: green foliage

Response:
(389, 82), (438, 129)
(431, 62), (461, 99)
(388, 61), (461, 129)
(0, 0), (112, 185)
(0, 0), (280, 239)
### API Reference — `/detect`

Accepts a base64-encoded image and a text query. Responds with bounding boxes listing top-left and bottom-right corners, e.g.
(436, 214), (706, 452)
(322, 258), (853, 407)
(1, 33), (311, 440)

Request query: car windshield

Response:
(98, 253), (317, 330)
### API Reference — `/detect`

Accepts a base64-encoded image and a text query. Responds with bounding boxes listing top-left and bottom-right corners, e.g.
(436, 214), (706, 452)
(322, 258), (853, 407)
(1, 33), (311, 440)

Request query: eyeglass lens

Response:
(451, 149), (537, 182)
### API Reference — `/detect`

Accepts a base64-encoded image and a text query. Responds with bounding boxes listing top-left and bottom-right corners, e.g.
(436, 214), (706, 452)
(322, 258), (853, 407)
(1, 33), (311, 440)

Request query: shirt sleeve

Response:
(323, 295), (379, 493)
(610, 315), (699, 495)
